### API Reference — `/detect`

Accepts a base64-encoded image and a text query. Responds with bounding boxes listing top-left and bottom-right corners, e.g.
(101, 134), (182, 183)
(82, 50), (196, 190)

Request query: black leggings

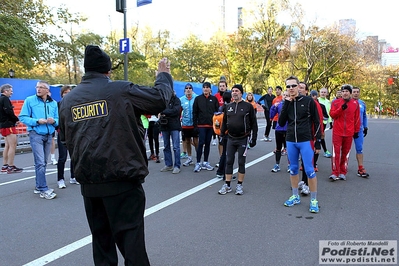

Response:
(274, 130), (286, 164)
(225, 137), (248, 174)
(148, 121), (160, 155)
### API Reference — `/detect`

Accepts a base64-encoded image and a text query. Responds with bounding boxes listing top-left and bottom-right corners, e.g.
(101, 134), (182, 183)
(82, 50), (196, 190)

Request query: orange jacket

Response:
(271, 95), (283, 121)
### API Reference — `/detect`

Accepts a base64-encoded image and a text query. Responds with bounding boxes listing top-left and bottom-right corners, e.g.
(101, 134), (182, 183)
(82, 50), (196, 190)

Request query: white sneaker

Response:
(40, 189), (57, 200)
(58, 179), (66, 189)
(298, 181), (305, 190)
(172, 167), (181, 174)
(301, 185), (310, 195)
(51, 158), (58, 165)
(69, 178), (80, 184)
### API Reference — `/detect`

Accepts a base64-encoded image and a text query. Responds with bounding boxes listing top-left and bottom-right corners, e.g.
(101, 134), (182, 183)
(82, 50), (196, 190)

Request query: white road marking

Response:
(22, 152), (274, 266)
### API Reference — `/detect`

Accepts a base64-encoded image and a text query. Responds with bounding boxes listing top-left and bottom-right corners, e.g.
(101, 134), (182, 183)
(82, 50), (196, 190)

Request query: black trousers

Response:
(56, 132), (74, 181)
(148, 121), (160, 155)
(264, 110), (272, 137)
(83, 185), (150, 266)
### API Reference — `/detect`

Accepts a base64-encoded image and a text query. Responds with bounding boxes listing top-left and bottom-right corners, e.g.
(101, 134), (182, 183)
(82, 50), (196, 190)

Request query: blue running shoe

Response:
(201, 162), (214, 171)
(271, 164), (280, 173)
(324, 151), (332, 158)
(284, 195), (300, 207)
(193, 163), (202, 172)
(309, 199), (319, 213)
(338, 174), (346, 181)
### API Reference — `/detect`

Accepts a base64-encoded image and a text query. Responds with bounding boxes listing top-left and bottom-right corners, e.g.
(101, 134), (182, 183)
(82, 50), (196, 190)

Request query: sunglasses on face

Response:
(185, 87), (192, 90)
(286, 84), (298, 89)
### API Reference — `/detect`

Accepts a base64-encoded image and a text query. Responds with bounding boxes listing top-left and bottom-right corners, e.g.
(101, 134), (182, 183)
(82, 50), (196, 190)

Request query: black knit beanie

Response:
(232, 84), (243, 94)
(84, 45), (112, 73)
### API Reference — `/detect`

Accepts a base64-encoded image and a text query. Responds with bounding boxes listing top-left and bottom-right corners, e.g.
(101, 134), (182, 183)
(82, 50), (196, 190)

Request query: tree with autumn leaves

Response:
(0, 0), (397, 112)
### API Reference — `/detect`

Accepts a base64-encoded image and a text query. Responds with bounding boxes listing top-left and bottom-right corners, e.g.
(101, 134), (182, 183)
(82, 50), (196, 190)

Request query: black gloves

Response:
(363, 127), (368, 137)
(341, 103), (348, 110)
(249, 139), (256, 148)
(353, 132), (359, 139)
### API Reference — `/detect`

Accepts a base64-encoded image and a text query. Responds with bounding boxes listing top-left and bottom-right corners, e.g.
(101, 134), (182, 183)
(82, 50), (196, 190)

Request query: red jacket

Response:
(314, 100), (324, 134)
(330, 98), (360, 137)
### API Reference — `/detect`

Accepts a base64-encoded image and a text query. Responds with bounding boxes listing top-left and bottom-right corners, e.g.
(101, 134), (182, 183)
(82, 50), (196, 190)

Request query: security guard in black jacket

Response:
(59, 45), (173, 266)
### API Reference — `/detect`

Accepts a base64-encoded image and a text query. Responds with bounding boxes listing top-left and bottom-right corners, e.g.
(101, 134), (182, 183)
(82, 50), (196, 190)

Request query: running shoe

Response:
(324, 151), (332, 158)
(281, 148), (287, 156)
(301, 185), (310, 195)
(314, 165), (318, 172)
(182, 157), (193, 167)
(212, 139), (217, 146)
(235, 184), (244, 195)
(284, 195), (300, 207)
(201, 162), (214, 171)
(329, 174), (338, 181)
(172, 167), (181, 174)
(298, 181), (305, 191)
(287, 165), (291, 173)
(216, 174), (224, 178)
(357, 168), (369, 178)
(148, 154), (156, 160)
(193, 163), (202, 172)
(160, 166), (173, 172)
(1, 164), (9, 172)
(338, 174), (346, 181)
(70, 178), (80, 184)
(58, 179), (66, 189)
(7, 165), (23, 174)
(40, 189), (57, 200)
(271, 164), (280, 173)
(309, 199), (319, 213)
(155, 156), (160, 163)
(180, 152), (188, 159)
(51, 158), (58, 165)
(218, 184), (232, 195)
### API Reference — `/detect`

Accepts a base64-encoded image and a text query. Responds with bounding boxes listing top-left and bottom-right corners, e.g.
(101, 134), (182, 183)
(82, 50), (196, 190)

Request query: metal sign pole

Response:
(123, 0), (128, 81)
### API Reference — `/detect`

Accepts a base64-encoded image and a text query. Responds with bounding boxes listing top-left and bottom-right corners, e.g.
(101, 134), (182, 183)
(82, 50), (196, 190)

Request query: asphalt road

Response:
(0, 118), (398, 266)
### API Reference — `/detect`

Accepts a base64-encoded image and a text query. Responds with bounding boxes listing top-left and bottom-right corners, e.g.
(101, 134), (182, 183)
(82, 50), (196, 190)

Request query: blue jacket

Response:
(357, 99), (368, 129)
(270, 100), (287, 131)
(180, 93), (197, 126)
(19, 95), (58, 135)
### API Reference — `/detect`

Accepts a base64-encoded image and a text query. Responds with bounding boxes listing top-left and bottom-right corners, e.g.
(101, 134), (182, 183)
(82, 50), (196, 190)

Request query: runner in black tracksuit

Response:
(218, 84), (258, 196)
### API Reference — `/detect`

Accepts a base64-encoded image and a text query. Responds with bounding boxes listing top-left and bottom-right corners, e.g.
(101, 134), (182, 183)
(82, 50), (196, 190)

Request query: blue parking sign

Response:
(119, 38), (130, 53)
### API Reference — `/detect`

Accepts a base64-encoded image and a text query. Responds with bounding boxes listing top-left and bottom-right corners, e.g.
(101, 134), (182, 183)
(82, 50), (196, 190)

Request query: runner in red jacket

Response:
(329, 84), (360, 181)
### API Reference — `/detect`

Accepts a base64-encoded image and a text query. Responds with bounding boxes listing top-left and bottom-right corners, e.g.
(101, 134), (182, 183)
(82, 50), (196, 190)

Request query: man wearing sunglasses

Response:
(278, 76), (322, 213)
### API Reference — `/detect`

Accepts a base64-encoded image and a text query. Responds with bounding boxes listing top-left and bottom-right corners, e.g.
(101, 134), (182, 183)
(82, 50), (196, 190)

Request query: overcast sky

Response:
(46, 0), (399, 48)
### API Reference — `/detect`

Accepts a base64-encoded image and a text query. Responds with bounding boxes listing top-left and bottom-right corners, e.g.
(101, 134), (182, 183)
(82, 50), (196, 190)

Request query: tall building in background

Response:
(238, 7), (243, 29)
(363, 36), (380, 62)
(219, 0), (226, 32)
(339, 19), (356, 37)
